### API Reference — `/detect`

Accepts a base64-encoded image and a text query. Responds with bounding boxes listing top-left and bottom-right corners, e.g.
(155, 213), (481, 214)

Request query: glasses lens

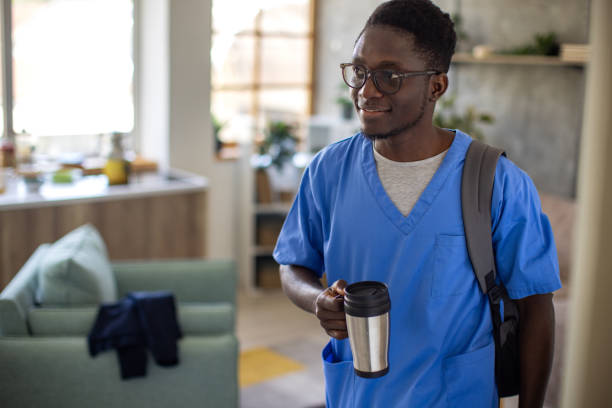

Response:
(373, 70), (401, 94)
(343, 65), (366, 88)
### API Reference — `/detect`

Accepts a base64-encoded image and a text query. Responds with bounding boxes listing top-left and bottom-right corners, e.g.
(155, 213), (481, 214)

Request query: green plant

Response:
(335, 95), (353, 108)
(433, 95), (494, 141)
(336, 82), (355, 120)
(335, 82), (352, 103)
(258, 121), (298, 170)
(211, 113), (225, 153)
(451, 13), (469, 44)
(501, 32), (560, 56)
(212, 114), (224, 136)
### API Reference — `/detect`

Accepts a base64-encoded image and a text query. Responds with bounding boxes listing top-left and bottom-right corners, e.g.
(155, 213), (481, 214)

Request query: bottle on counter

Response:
(0, 166), (6, 194)
(1, 138), (16, 168)
(103, 132), (130, 185)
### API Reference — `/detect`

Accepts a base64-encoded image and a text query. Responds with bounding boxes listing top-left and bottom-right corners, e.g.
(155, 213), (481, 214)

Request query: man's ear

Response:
(428, 73), (448, 102)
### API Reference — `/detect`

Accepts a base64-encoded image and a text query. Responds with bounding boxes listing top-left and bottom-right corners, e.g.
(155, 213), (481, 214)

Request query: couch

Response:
(0, 242), (238, 408)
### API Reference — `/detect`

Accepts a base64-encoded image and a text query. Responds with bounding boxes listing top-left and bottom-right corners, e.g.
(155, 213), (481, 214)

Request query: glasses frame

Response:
(340, 63), (441, 95)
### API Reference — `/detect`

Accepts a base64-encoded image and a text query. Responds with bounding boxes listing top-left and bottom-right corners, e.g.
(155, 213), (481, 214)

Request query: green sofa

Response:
(0, 244), (238, 408)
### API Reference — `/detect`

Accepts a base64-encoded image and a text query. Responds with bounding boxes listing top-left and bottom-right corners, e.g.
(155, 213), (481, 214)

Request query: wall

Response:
(168, 0), (212, 177)
(314, 0), (589, 197)
(137, 0), (169, 171)
(562, 1), (612, 404)
(169, 0), (239, 260)
(138, 0), (238, 260)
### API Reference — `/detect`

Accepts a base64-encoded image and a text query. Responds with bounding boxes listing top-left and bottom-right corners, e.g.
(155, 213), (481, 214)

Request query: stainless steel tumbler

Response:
(344, 281), (391, 378)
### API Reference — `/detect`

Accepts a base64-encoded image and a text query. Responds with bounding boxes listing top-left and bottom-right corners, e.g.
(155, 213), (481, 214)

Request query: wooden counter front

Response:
(0, 172), (207, 290)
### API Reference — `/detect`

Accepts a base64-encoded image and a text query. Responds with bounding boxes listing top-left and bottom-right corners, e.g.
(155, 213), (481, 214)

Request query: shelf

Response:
(452, 52), (586, 67)
(254, 246), (275, 256)
(255, 202), (293, 214)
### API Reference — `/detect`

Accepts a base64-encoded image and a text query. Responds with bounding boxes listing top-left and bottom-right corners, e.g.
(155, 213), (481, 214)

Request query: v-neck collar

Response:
(360, 130), (471, 236)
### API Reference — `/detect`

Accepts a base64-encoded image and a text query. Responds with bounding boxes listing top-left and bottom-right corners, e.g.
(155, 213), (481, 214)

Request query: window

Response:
(3, 0), (134, 152)
(211, 0), (314, 145)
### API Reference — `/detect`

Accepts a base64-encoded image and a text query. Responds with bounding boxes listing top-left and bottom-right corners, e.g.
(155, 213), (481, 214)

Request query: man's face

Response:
(351, 25), (431, 140)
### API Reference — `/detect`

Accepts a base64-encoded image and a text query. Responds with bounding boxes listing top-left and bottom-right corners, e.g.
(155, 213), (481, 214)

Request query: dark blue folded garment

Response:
(128, 291), (183, 366)
(88, 291), (183, 379)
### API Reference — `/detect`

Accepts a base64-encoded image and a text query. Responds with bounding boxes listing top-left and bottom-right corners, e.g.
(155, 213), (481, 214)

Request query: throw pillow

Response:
(36, 224), (118, 305)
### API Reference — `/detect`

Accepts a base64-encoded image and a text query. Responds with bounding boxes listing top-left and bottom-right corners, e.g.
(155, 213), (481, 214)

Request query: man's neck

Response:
(373, 125), (454, 162)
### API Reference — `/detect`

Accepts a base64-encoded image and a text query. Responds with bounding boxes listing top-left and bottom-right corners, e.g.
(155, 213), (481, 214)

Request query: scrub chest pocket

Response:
(432, 234), (476, 298)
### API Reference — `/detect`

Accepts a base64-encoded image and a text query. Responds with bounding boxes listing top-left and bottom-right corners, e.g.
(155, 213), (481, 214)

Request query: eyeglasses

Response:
(340, 63), (440, 95)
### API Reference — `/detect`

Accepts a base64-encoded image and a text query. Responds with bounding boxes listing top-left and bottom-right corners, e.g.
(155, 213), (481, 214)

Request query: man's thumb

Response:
(331, 279), (347, 296)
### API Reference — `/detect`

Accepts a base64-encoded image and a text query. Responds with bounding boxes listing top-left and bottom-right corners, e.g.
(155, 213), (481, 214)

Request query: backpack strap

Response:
(461, 139), (505, 293)
(462, 139), (521, 397)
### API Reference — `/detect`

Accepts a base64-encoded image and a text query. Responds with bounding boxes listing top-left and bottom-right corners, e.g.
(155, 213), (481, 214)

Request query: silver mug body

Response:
(346, 311), (389, 377)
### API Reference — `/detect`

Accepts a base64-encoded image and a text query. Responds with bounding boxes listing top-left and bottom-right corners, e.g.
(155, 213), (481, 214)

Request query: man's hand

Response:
(279, 265), (350, 339)
(315, 280), (348, 339)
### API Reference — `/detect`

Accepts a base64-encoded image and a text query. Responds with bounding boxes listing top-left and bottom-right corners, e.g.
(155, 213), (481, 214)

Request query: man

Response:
(273, 1), (561, 406)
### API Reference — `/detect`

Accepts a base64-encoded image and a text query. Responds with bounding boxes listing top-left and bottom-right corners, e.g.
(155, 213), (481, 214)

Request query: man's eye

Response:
(354, 68), (366, 78)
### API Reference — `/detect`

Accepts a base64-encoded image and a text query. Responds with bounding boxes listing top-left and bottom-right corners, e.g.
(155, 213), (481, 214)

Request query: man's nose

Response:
(359, 74), (383, 99)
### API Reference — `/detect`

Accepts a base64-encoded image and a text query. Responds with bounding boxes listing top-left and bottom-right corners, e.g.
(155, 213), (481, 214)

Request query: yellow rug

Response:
(239, 347), (305, 387)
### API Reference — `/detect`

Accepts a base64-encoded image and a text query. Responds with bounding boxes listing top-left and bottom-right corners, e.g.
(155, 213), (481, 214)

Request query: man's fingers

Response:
(320, 319), (347, 331)
(326, 329), (348, 340)
(316, 289), (345, 312)
(314, 283), (349, 339)
(330, 279), (347, 297)
(316, 309), (346, 321)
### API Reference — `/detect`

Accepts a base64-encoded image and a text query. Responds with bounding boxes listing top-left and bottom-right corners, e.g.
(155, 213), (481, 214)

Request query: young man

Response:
(273, 1), (561, 406)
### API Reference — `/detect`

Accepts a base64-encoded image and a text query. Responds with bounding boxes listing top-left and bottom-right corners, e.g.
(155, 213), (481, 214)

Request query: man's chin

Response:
(361, 110), (426, 141)
(361, 125), (401, 141)
(362, 130), (391, 141)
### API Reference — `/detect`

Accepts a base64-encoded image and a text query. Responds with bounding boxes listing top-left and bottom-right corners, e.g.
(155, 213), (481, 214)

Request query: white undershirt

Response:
(373, 146), (449, 217)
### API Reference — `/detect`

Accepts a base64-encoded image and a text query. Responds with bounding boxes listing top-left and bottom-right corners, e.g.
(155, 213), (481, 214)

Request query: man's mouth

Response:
(358, 106), (391, 117)
(358, 103), (390, 113)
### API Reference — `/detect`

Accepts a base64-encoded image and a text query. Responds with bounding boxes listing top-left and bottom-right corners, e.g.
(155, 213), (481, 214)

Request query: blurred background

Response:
(0, 1), (608, 408)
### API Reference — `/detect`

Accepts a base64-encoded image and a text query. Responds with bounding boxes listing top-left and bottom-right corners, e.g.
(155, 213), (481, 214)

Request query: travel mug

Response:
(344, 281), (391, 378)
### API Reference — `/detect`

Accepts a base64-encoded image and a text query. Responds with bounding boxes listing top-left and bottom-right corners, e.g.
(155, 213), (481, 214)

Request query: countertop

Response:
(0, 168), (208, 210)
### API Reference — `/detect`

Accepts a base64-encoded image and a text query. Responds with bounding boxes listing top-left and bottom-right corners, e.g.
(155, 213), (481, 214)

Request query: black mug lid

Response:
(344, 281), (390, 317)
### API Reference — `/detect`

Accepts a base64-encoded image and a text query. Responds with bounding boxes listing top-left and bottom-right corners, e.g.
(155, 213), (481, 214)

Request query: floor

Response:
(236, 289), (328, 408)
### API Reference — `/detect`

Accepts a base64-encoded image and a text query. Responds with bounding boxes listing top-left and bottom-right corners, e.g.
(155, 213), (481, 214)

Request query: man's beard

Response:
(362, 91), (427, 141)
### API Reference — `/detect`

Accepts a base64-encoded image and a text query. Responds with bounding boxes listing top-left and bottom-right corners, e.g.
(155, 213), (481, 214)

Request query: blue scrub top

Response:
(273, 130), (561, 407)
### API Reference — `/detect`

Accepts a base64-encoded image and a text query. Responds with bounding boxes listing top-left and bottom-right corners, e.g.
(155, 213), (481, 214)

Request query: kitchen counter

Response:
(0, 168), (208, 210)
(0, 169), (209, 290)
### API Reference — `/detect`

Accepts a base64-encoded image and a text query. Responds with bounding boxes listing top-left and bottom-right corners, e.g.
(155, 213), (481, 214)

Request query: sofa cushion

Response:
(28, 302), (234, 336)
(28, 307), (97, 336)
(0, 335), (238, 408)
(36, 224), (117, 306)
(113, 259), (236, 303)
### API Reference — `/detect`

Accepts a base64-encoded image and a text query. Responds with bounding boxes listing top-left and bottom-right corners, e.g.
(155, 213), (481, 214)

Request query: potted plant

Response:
(211, 113), (225, 154)
(255, 121), (299, 203)
(258, 121), (298, 170)
(451, 12), (470, 52)
(433, 95), (494, 141)
(336, 83), (355, 120)
(500, 32), (560, 56)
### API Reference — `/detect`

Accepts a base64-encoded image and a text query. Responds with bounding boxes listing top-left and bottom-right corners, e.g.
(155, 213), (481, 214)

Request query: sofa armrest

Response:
(112, 259), (236, 304)
(0, 300), (29, 337)
(0, 244), (51, 336)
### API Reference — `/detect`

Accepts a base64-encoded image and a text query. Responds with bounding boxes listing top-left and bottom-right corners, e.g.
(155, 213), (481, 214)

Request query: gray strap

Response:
(461, 140), (506, 294)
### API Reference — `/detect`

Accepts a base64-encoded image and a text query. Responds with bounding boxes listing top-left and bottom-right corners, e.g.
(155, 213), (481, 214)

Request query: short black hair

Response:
(359, 0), (456, 73)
